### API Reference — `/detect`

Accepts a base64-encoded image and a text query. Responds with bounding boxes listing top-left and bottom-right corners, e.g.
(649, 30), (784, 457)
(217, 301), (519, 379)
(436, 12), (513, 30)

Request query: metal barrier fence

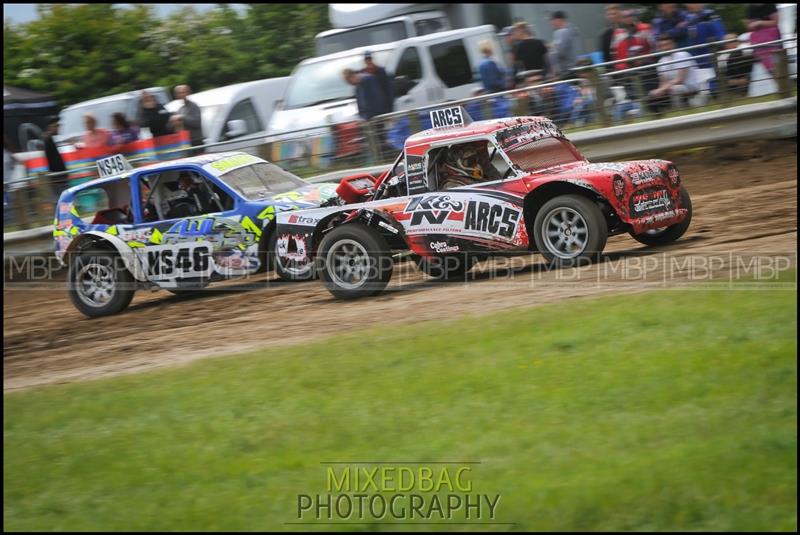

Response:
(4, 35), (796, 231)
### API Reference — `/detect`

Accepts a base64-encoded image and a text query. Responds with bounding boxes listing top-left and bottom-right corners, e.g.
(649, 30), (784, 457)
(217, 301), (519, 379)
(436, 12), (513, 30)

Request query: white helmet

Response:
(444, 144), (483, 180)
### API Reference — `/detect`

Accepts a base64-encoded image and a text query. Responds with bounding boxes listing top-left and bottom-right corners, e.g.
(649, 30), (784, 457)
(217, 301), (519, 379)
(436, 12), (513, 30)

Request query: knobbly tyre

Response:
(54, 152), (338, 317)
(273, 106), (692, 299)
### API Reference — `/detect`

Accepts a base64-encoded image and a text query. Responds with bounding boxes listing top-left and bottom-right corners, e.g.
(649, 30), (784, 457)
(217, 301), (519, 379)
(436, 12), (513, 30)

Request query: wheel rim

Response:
(644, 226), (669, 236)
(327, 239), (371, 290)
(541, 207), (589, 259)
(75, 262), (115, 308)
(275, 252), (313, 278)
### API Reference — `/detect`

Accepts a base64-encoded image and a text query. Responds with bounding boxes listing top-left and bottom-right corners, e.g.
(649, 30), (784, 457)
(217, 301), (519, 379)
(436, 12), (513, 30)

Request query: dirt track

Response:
(4, 140), (797, 391)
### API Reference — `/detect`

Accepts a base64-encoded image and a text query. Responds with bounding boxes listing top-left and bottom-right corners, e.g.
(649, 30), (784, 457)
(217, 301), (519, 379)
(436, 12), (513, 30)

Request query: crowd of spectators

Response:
(502, 3), (789, 128)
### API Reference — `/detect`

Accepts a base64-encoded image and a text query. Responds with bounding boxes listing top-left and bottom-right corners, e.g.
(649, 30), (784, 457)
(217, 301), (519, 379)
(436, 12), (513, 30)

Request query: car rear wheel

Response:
(630, 186), (693, 246)
(533, 194), (608, 266)
(318, 224), (393, 299)
(68, 250), (135, 318)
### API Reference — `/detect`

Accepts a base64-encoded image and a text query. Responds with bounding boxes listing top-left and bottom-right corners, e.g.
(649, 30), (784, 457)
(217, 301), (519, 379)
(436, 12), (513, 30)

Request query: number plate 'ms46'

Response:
(141, 242), (214, 281)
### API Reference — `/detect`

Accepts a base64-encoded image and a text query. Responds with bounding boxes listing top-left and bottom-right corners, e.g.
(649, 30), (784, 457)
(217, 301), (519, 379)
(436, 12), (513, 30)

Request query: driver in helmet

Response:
(439, 141), (497, 189)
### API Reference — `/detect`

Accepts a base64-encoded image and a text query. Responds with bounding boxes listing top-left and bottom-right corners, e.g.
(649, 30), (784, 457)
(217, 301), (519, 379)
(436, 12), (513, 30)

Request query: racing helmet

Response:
(444, 144), (484, 180)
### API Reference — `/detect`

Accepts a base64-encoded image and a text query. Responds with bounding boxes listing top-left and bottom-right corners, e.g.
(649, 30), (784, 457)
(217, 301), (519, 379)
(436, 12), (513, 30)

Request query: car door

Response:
(394, 139), (526, 254)
(127, 167), (259, 284)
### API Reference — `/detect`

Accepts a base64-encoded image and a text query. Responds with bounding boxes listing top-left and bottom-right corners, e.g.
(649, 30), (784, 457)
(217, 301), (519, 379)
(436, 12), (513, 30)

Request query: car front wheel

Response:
(68, 250), (135, 318)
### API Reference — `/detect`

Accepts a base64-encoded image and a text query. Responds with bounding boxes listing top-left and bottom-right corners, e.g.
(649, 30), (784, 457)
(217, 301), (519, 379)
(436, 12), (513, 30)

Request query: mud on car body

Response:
(273, 107), (692, 299)
(54, 152), (337, 317)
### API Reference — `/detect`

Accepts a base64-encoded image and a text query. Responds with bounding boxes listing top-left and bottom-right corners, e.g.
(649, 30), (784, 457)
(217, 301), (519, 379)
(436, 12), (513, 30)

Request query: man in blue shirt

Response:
(652, 4), (690, 48)
(686, 3), (726, 68)
(343, 68), (384, 120)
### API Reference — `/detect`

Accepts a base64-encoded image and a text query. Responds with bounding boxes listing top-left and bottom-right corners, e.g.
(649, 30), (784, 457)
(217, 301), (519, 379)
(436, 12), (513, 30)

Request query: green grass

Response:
(4, 271), (797, 531)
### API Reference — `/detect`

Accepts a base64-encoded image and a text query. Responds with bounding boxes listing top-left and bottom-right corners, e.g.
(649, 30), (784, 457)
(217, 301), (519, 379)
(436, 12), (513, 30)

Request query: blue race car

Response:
(54, 152), (337, 317)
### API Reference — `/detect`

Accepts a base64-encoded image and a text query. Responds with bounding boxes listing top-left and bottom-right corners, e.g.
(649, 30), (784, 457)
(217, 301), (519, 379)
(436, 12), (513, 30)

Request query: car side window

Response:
(394, 47), (422, 97)
(223, 98), (263, 139)
(139, 171), (234, 222)
(432, 141), (508, 190)
(430, 39), (472, 88)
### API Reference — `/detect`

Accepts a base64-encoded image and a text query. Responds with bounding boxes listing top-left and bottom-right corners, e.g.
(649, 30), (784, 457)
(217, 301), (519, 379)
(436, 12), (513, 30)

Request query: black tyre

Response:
(68, 250), (135, 318)
(533, 194), (608, 266)
(317, 224), (393, 299)
(630, 186), (693, 246)
(269, 230), (315, 281)
(415, 254), (476, 280)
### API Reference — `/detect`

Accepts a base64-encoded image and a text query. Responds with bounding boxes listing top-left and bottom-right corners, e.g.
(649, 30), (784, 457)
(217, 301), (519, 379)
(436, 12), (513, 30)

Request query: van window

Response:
(394, 47), (422, 97)
(316, 22), (408, 56)
(430, 39), (473, 88)
(224, 98), (263, 139)
(414, 18), (448, 36)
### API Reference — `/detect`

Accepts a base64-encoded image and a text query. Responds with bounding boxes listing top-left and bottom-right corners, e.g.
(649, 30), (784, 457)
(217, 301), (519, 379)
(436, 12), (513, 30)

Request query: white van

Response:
(268, 25), (507, 135)
(57, 87), (171, 145)
(165, 77), (290, 152)
(316, 9), (451, 55)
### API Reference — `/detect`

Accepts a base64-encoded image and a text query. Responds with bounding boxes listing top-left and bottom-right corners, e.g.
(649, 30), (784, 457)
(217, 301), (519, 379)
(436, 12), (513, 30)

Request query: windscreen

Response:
(504, 137), (583, 172)
(283, 50), (392, 109)
(316, 22), (407, 55)
(220, 162), (307, 200)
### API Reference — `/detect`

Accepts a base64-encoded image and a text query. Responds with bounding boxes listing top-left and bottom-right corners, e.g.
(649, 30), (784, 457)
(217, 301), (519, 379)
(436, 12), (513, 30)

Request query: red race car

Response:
(274, 107), (692, 298)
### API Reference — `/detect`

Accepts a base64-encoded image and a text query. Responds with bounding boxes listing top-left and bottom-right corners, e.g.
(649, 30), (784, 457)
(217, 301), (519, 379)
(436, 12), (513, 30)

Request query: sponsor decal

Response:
(630, 187), (672, 216)
(429, 107), (465, 129)
(207, 153), (261, 174)
(464, 201), (519, 239)
(430, 240), (460, 253)
(407, 162), (423, 173)
(287, 214), (319, 225)
(668, 166), (680, 187)
(276, 233), (309, 262)
(495, 120), (564, 150)
(629, 168), (662, 186)
(400, 194), (521, 241)
(613, 175), (626, 201)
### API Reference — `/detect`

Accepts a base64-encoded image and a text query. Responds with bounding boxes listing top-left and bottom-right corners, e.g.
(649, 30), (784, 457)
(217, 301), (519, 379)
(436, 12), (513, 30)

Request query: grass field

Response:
(4, 272), (797, 531)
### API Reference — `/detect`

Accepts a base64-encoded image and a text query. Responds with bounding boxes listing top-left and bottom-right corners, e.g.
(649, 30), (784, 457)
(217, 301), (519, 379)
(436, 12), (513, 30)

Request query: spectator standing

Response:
(362, 51), (394, 115)
(110, 113), (140, 146)
(600, 4), (626, 64)
(685, 4), (726, 69)
(40, 118), (68, 198)
(718, 34), (756, 96)
(549, 11), (582, 77)
(648, 34), (701, 115)
(137, 90), (173, 138)
(652, 4), (690, 49)
(478, 40), (507, 93)
(343, 68), (383, 120)
(569, 58), (597, 126)
(746, 3), (782, 75)
(80, 113), (111, 149)
(171, 85), (204, 153)
(512, 22), (550, 79)
(614, 10), (655, 71)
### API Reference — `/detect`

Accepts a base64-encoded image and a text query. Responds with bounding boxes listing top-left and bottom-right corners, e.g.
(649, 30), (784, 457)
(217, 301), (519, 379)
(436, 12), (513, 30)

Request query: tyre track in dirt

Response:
(4, 141), (797, 391)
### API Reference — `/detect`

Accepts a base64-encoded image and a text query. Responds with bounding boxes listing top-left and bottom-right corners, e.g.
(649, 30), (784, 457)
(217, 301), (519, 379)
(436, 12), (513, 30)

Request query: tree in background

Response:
(3, 3), (329, 107)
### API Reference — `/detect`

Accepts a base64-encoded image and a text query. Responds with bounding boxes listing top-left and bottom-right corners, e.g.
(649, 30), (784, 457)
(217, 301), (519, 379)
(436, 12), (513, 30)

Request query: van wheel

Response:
(68, 250), (135, 318)
(533, 195), (608, 267)
(318, 225), (393, 299)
